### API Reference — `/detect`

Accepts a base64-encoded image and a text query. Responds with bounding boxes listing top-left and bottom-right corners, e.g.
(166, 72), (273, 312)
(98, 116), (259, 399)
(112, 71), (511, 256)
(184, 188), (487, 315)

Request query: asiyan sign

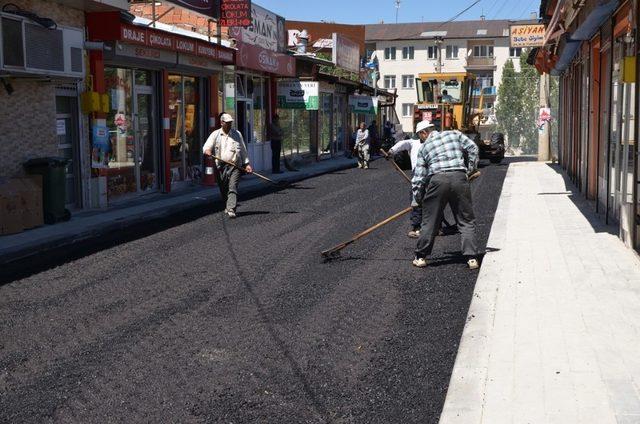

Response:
(349, 95), (379, 115)
(510, 24), (545, 48)
(277, 81), (319, 110)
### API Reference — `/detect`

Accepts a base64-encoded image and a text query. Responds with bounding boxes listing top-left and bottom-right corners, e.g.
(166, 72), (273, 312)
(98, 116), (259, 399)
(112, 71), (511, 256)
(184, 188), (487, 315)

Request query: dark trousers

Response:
(271, 139), (282, 173)
(415, 171), (478, 258)
(409, 186), (451, 231)
(215, 165), (241, 212)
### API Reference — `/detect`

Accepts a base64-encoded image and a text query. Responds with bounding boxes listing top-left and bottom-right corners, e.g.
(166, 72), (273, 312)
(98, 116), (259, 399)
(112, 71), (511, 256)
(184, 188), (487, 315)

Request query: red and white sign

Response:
(235, 39), (295, 76)
(219, 0), (252, 27)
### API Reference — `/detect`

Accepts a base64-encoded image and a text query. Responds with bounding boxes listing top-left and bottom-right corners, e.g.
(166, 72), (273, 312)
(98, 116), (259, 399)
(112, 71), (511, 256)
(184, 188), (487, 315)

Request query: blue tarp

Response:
(570, 0), (621, 41)
(552, 39), (581, 75)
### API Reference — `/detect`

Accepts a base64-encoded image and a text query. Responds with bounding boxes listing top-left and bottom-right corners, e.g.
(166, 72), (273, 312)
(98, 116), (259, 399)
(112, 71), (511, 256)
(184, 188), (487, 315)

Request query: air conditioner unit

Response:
(0, 12), (84, 78)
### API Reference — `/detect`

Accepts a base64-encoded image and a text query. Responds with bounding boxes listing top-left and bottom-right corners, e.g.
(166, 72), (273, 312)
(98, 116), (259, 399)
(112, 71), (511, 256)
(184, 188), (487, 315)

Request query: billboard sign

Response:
(166, 0), (219, 19)
(332, 33), (360, 73)
(228, 3), (285, 52)
(510, 24), (545, 47)
(349, 95), (378, 115)
(277, 81), (319, 110)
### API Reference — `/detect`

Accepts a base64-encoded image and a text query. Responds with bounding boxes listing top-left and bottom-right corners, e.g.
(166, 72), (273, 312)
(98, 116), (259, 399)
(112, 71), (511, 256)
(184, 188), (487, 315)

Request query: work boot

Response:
(407, 228), (420, 238)
(226, 209), (236, 219)
(467, 258), (479, 270)
(412, 257), (428, 268)
(364, 163), (369, 169)
(357, 163), (363, 169)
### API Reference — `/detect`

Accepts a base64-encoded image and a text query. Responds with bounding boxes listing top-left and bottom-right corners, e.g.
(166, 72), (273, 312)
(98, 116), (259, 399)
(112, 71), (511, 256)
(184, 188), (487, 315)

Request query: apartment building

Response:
(365, 19), (531, 133)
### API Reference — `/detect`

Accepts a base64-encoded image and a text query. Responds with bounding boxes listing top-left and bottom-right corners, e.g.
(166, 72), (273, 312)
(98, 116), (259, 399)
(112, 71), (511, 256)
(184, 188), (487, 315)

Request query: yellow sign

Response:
(510, 24), (546, 48)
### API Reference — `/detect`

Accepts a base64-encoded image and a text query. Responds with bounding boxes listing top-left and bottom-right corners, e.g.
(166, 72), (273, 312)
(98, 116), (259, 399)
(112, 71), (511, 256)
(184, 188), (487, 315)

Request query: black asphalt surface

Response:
(0, 157), (511, 423)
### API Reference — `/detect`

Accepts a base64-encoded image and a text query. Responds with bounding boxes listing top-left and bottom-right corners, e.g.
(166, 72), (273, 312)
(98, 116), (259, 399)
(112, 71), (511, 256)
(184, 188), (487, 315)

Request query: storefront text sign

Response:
(332, 33), (360, 73)
(349, 95), (378, 115)
(236, 39), (295, 76)
(228, 4), (285, 52)
(277, 81), (319, 110)
(220, 0), (252, 27)
(510, 24), (545, 48)
(115, 43), (176, 64)
(166, 0), (219, 19)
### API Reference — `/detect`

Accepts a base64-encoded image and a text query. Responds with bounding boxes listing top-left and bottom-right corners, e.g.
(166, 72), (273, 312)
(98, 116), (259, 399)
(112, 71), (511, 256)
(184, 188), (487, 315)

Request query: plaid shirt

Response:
(411, 130), (479, 203)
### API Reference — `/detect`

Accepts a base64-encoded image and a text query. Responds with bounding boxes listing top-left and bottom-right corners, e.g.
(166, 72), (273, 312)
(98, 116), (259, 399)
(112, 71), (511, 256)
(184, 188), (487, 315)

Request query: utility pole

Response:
(395, 0), (401, 24)
(435, 36), (443, 73)
(538, 72), (550, 161)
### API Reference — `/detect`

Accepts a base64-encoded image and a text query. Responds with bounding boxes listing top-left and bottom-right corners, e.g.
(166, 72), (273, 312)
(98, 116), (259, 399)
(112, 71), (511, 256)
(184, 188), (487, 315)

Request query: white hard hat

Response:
(415, 120), (434, 133)
(220, 113), (234, 123)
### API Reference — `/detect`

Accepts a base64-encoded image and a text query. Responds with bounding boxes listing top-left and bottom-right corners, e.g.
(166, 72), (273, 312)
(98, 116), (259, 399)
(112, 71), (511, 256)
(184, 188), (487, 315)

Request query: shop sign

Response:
(277, 81), (319, 110)
(332, 33), (360, 73)
(224, 82), (235, 110)
(510, 24), (545, 48)
(115, 43), (177, 64)
(56, 119), (66, 136)
(236, 39), (295, 76)
(349, 95), (378, 115)
(178, 53), (222, 71)
(228, 3), (286, 52)
(175, 39), (197, 54)
(219, 0), (252, 27)
(165, 0), (219, 19)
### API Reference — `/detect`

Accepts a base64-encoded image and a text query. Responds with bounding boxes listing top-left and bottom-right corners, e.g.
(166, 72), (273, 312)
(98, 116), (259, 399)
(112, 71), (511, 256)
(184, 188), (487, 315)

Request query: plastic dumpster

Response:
(23, 157), (71, 224)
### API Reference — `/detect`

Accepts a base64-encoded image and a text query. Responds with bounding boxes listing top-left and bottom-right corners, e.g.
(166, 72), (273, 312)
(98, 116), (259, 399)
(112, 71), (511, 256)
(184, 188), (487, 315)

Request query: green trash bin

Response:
(24, 157), (71, 224)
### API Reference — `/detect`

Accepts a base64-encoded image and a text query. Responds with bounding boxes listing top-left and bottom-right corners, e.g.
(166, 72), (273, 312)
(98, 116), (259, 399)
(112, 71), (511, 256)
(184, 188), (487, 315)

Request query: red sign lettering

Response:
(219, 0), (252, 27)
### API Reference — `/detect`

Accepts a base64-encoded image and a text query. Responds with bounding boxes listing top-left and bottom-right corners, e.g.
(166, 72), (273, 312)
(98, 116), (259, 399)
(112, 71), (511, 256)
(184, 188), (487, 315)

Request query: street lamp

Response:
(395, 0), (401, 24)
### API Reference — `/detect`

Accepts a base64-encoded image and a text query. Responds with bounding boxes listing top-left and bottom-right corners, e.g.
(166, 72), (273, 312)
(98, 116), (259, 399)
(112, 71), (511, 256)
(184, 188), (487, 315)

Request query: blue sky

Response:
(254, 0), (541, 24)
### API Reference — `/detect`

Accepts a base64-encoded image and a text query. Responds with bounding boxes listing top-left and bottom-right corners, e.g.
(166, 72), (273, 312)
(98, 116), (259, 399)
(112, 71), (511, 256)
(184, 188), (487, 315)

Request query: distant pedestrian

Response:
(267, 114), (284, 174)
(411, 121), (480, 269)
(355, 122), (370, 169)
(203, 113), (253, 219)
(368, 120), (379, 155)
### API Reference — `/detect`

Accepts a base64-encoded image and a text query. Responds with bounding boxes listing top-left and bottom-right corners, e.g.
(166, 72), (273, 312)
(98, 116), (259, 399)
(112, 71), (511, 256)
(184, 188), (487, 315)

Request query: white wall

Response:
(374, 37), (522, 133)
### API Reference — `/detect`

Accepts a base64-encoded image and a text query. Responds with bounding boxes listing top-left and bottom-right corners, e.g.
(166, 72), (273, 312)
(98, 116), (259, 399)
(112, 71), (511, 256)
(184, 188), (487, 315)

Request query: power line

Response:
(483, 0), (502, 19)
(436, 0), (482, 29)
(490, 0), (510, 20)
(518, 0), (538, 19)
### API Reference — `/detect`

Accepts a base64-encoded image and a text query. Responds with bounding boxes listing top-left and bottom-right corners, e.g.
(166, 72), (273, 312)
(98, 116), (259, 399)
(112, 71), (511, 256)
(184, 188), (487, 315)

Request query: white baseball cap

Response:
(220, 113), (234, 123)
(416, 120), (435, 133)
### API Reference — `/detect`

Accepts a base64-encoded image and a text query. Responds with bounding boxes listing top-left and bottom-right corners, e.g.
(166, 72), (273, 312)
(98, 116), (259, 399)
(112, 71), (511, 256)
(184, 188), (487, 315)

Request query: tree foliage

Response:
(495, 51), (541, 154)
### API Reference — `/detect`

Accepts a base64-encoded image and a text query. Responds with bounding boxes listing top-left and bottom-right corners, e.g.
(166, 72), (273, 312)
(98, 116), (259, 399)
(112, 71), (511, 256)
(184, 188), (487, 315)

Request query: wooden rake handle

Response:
(321, 206), (413, 257)
(380, 148), (412, 184)
(210, 155), (281, 185)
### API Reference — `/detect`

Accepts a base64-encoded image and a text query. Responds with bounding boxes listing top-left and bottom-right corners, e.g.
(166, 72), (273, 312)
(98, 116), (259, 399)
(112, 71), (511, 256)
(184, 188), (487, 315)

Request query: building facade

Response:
(535, 0), (638, 251)
(365, 19), (530, 134)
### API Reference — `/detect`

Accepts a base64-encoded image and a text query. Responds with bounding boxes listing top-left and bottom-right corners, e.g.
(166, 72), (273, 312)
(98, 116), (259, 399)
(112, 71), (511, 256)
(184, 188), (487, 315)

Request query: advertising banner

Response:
(277, 81), (319, 110)
(219, 0), (251, 27)
(332, 33), (360, 73)
(166, 0), (219, 19)
(349, 95), (378, 115)
(510, 24), (545, 48)
(91, 122), (110, 169)
(228, 4), (286, 52)
(235, 39), (296, 76)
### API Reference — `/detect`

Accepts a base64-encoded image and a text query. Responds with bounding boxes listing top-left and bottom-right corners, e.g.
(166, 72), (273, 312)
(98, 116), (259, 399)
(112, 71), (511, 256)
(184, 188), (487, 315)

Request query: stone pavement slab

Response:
(0, 157), (356, 268)
(440, 161), (640, 424)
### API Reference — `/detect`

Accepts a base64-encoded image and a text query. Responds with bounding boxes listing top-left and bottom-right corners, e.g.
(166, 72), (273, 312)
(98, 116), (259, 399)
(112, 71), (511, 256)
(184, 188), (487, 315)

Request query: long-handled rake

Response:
(211, 155), (291, 187)
(321, 206), (412, 260)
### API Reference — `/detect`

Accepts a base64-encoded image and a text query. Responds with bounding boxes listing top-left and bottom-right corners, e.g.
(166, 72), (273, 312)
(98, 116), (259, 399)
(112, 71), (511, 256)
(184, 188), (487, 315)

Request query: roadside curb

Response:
(0, 159), (357, 270)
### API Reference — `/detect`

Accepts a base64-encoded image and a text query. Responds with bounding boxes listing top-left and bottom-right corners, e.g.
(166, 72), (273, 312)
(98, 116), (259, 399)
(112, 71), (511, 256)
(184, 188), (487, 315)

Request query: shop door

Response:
(133, 87), (157, 192)
(609, 43), (623, 223)
(55, 91), (81, 209)
(236, 99), (253, 142)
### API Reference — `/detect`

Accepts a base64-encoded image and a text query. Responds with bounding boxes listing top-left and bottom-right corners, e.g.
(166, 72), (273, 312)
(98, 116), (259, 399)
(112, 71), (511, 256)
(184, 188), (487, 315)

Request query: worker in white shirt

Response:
(203, 113), (253, 219)
(387, 123), (453, 238)
(354, 122), (370, 169)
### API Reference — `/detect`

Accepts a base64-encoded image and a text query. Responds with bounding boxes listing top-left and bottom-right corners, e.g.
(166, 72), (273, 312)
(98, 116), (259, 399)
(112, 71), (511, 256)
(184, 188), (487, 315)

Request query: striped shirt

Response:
(411, 130), (479, 201)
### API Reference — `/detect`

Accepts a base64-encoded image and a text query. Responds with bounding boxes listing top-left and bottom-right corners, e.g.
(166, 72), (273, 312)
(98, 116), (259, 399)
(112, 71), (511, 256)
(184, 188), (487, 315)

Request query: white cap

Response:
(220, 113), (234, 123)
(416, 120), (434, 133)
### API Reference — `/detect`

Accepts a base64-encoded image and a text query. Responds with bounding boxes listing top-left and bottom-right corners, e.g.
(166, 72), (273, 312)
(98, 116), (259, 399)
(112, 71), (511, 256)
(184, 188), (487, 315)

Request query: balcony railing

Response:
(465, 56), (496, 68)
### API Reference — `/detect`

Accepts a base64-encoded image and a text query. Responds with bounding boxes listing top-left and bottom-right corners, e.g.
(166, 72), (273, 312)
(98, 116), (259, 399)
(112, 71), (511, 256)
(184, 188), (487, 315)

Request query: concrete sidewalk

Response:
(0, 156), (356, 268)
(440, 161), (640, 423)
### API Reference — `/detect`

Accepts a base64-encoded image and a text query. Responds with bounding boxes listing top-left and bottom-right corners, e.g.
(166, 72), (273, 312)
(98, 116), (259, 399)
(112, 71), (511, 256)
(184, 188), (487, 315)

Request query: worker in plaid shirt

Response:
(411, 121), (480, 270)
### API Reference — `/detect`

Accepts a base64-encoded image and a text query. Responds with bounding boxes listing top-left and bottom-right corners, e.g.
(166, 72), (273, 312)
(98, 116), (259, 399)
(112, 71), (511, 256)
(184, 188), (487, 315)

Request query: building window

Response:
(475, 71), (494, 89)
(402, 103), (413, 117)
(509, 47), (522, 57)
(384, 75), (396, 89)
(402, 46), (414, 60)
(446, 45), (459, 59)
(402, 75), (414, 89)
(384, 47), (396, 60)
(427, 45), (439, 59)
(473, 45), (494, 57)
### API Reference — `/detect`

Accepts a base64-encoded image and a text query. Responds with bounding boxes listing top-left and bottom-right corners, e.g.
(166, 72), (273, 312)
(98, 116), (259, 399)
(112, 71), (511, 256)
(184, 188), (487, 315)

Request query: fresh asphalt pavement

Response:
(0, 157), (511, 423)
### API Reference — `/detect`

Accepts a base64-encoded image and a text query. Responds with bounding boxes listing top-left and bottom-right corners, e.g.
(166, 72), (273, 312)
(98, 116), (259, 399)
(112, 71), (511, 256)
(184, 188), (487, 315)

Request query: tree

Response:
(495, 50), (540, 154)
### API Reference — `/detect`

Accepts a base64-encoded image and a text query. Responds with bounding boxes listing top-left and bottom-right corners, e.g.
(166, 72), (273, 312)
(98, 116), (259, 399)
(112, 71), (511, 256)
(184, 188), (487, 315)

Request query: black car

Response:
(477, 132), (505, 164)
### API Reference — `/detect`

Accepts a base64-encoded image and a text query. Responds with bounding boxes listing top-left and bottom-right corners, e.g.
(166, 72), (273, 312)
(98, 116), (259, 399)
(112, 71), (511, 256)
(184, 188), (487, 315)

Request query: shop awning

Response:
(551, 38), (581, 75)
(570, 0), (620, 40)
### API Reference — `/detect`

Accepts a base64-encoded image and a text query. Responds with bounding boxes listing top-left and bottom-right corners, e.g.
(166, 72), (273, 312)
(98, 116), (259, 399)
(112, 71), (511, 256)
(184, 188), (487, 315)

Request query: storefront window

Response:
(252, 76), (267, 143)
(319, 92), (334, 154)
(223, 67), (236, 118)
(168, 74), (203, 184)
(277, 108), (311, 155)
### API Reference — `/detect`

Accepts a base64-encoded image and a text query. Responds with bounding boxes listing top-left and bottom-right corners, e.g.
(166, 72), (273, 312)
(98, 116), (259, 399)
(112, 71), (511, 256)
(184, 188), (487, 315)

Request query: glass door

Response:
(55, 93), (80, 208)
(134, 88), (157, 192)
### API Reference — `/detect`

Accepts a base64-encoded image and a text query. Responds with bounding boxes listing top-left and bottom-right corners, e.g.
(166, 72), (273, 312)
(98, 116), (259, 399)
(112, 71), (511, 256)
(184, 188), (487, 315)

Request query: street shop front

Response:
(85, 12), (234, 204)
